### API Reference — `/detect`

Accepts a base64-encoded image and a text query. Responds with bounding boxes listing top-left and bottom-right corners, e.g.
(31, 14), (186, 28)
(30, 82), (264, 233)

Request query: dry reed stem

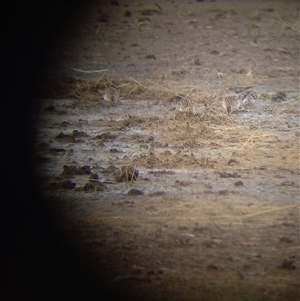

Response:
(129, 77), (148, 90)
(242, 205), (298, 219)
(238, 132), (278, 151)
(275, 12), (300, 34)
(71, 68), (110, 73)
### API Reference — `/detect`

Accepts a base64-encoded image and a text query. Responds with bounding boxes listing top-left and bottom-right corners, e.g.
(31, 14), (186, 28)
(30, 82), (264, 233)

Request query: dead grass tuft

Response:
(114, 165), (139, 182)
(42, 75), (120, 102)
(133, 150), (215, 169)
(42, 75), (298, 171)
(42, 75), (185, 103)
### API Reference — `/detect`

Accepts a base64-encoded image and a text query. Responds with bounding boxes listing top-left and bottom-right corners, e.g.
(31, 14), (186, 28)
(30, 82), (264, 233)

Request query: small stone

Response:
(89, 173), (99, 180)
(234, 180), (244, 187)
(219, 172), (240, 178)
(279, 260), (296, 270)
(128, 188), (144, 195)
(110, 148), (122, 153)
(279, 237), (293, 243)
(207, 263), (224, 271)
(178, 225), (189, 231)
(194, 58), (201, 65)
(219, 190), (229, 195)
(179, 233), (195, 245)
(124, 10), (131, 17)
(145, 54), (156, 59)
(228, 159), (238, 165)
(280, 181), (295, 186)
(76, 181), (106, 192)
(210, 50), (219, 55)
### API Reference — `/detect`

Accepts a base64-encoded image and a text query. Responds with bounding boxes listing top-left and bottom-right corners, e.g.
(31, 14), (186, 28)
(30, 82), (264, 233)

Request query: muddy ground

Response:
(35, 0), (299, 300)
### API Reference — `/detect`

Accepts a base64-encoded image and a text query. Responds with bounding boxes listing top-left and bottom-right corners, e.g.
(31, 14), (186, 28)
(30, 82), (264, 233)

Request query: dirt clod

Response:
(279, 237), (293, 244)
(219, 172), (240, 178)
(51, 180), (76, 190)
(76, 181), (106, 192)
(228, 159), (238, 165)
(207, 263), (224, 271)
(89, 173), (99, 180)
(62, 165), (92, 176)
(234, 180), (244, 187)
(128, 188), (144, 195)
(50, 148), (66, 153)
(279, 260), (296, 270)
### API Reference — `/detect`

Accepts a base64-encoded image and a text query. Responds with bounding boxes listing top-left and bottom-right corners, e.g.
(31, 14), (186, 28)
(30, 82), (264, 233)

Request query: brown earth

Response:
(36, 0), (299, 300)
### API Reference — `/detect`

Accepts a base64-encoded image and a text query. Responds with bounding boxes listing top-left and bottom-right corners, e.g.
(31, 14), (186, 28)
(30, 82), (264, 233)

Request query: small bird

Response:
(100, 86), (119, 103)
(176, 97), (196, 113)
(222, 95), (241, 114)
(240, 90), (257, 107)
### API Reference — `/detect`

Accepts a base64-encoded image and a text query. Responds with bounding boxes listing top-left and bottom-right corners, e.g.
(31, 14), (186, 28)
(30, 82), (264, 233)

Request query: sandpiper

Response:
(222, 95), (241, 114)
(176, 97), (196, 113)
(100, 86), (119, 103)
(240, 90), (257, 107)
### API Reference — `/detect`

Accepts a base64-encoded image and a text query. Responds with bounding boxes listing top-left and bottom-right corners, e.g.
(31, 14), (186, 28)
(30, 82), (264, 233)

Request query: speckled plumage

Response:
(100, 87), (119, 103)
(176, 98), (196, 113)
(222, 95), (241, 114)
(240, 90), (257, 107)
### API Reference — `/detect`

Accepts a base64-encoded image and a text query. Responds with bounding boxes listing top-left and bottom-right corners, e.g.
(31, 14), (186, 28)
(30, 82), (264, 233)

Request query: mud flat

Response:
(36, 1), (299, 300)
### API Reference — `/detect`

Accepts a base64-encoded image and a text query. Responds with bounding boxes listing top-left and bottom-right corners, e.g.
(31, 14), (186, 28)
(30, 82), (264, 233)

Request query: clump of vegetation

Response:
(114, 165), (139, 182)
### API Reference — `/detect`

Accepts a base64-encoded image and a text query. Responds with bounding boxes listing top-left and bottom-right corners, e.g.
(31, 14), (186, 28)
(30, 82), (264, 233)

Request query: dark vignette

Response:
(1, 1), (112, 300)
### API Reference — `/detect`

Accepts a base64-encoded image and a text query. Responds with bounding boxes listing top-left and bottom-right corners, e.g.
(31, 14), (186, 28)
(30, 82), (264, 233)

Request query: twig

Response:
(129, 77), (148, 90)
(185, 88), (194, 98)
(281, 96), (300, 105)
(242, 205), (297, 219)
(128, 152), (134, 158)
(155, 3), (163, 11)
(147, 80), (171, 92)
(275, 13), (300, 33)
(213, 221), (223, 232)
(238, 132), (278, 151)
(116, 83), (131, 88)
(95, 23), (100, 35)
(71, 68), (110, 73)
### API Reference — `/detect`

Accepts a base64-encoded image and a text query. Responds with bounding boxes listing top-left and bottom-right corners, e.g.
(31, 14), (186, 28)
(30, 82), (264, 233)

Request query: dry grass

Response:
(43, 75), (175, 103)
(43, 75), (299, 173)
(127, 112), (299, 171)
